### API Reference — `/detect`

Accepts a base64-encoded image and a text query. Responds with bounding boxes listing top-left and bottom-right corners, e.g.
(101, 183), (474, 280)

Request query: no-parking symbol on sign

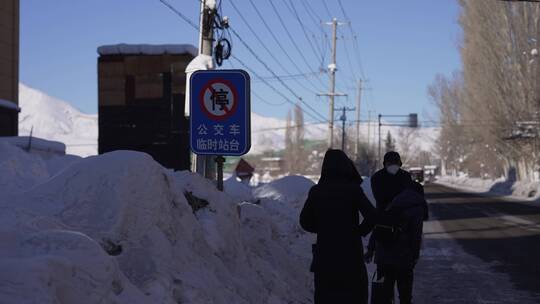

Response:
(190, 70), (251, 156)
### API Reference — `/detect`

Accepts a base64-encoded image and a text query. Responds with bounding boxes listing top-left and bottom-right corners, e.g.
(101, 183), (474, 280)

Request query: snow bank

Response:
(437, 175), (540, 201)
(361, 177), (376, 206)
(0, 142), (50, 194)
(0, 229), (146, 304)
(254, 175), (314, 205)
(1, 148), (314, 303)
(224, 175), (255, 203)
(0, 136), (66, 156)
(253, 176), (316, 271)
(0, 142), (82, 194)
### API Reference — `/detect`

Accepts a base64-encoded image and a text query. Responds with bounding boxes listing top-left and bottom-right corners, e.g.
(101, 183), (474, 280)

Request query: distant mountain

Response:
(17, 84), (439, 158)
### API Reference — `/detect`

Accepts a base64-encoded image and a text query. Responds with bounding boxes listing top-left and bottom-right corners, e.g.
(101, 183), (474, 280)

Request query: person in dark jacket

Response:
(300, 149), (376, 304)
(371, 151), (414, 212)
(366, 183), (427, 304)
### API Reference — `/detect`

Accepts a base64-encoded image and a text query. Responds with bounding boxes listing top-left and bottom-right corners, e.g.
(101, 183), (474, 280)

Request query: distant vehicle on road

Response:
(409, 167), (424, 184)
(423, 165), (438, 183)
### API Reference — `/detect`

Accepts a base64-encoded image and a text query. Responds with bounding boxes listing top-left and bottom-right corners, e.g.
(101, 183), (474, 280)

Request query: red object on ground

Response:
(235, 158), (255, 178)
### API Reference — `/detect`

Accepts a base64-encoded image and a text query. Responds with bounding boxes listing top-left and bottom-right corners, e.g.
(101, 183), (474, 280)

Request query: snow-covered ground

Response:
(414, 220), (540, 304)
(0, 141), (317, 304)
(437, 175), (540, 201)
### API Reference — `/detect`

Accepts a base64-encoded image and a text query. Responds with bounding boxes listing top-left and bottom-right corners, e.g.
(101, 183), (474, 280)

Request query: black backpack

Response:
(373, 208), (403, 245)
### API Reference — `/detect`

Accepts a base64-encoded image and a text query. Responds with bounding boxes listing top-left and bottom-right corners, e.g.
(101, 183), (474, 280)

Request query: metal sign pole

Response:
(215, 156), (225, 191)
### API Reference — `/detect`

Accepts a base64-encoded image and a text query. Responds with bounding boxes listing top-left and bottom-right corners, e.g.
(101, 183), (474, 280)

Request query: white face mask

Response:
(386, 165), (400, 175)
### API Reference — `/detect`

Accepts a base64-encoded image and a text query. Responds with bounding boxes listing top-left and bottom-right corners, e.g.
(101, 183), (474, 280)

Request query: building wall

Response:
(98, 53), (193, 170)
(0, 0), (19, 136)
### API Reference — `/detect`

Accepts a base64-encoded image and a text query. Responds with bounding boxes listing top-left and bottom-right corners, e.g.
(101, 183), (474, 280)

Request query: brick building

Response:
(0, 0), (19, 136)
(97, 44), (197, 170)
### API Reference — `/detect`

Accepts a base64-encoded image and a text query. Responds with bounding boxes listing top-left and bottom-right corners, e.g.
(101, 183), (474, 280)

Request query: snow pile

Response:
(0, 142), (50, 193)
(253, 176), (316, 265)
(437, 175), (540, 200)
(361, 177), (376, 206)
(0, 147), (314, 303)
(0, 142), (82, 194)
(254, 175), (314, 205)
(19, 83), (97, 157)
(0, 136), (66, 156)
(224, 175), (255, 203)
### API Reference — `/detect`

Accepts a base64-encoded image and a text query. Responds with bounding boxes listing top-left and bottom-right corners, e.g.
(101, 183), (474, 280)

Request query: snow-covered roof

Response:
(0, 99), (20, 111)
(97, 44), (198, 57)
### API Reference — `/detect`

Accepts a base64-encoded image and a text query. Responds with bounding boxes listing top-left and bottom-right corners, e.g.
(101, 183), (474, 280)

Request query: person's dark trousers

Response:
(314, 270), (369, 304)
(376, 265), (414, 304)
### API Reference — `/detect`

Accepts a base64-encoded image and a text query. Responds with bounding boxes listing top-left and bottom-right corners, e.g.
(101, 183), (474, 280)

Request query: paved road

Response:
(412, 183), (540, 303)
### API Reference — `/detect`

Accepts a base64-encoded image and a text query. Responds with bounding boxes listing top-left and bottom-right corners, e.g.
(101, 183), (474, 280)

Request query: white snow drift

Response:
(0, 143), (316, 303)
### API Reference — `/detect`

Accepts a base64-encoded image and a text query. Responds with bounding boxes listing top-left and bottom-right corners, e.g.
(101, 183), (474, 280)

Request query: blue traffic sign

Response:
(190, 69), (251, 156)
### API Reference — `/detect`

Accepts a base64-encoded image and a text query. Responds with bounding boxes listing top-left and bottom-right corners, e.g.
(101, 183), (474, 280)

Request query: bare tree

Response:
(397, 127), (420, 167)
(292, 103), (307, 173)
(456, 0), (540, 180)
(384, 131), (396, 153)
(284, 110), (293, 173)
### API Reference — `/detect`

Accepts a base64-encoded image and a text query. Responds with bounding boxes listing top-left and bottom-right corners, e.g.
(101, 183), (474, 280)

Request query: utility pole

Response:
(329, 18), (338, 149)
(195, 0), (216, 179)
(367, 110), (372, 149)
(378, 114), (382, 166)
(319, 18), (347, 149)
(337, 106), (355, 151)
(354, 79), (362, 159)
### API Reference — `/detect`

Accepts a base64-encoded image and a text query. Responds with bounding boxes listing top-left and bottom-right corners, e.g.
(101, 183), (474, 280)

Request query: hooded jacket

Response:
(300, 150), (376, 304)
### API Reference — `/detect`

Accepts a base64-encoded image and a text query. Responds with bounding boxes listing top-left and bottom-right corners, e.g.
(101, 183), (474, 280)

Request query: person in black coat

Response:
(370, 151), (415, 212)
(366, 183), (427, 304)
(300, 149), (376, 304)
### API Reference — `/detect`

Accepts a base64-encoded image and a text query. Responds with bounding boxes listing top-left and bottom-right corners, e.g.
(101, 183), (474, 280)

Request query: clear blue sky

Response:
(20, 0), (461, 123)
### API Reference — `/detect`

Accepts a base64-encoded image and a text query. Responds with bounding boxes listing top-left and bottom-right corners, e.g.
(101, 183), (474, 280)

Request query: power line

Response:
(341, 33), (361, 83)
(301, 0), (323, 28)
(267, 0), (327, 88)
(321, 0), (333, 19)
(158, 0), (199, 30)
(158, 0), (325, 120)
(226, 33), (327, 121)
(283, 0), (325, 68)
(245, 0), (323, 92)
(337, 0), (366, 79)
(300, 0), (331, 66)
(253, 117), (440, 134)
(228, 0), (318, 95)
(252, 120), (327, 133)
(252, 90), (288, 106)
(253, 72), (321, 83)
(225, 56), (287, 107)
(231, 54), (327, 122)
